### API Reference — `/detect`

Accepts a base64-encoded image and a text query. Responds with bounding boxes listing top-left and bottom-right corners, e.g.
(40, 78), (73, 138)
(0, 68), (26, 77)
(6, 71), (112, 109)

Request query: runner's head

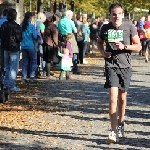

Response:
(109, 2), (124, 27)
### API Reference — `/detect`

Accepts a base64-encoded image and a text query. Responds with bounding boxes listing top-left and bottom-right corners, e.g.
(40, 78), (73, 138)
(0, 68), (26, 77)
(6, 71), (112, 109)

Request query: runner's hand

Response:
(115, 42), (124, 50)
(102, 51), (112, 58)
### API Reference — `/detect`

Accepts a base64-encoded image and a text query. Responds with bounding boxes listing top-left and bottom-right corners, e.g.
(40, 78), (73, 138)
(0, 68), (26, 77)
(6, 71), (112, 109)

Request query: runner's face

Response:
(110, 7), (124, 26)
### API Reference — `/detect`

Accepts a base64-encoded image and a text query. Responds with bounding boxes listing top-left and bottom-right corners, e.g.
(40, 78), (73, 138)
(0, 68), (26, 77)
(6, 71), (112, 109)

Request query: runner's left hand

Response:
(115, 42), (124, 50)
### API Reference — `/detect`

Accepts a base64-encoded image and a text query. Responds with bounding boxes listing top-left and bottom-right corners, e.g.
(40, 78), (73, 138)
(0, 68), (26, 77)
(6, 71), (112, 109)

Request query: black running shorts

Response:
(104, 67), (132, 92)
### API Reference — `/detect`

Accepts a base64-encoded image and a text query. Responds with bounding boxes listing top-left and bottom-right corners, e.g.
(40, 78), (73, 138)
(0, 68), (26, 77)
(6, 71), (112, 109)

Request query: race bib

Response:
(146, 28), (150, 38)
(107, 29), (124, 42)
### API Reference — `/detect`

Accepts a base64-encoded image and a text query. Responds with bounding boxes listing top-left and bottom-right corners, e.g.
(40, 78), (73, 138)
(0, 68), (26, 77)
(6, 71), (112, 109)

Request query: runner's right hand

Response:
(102, 51), (112, 58)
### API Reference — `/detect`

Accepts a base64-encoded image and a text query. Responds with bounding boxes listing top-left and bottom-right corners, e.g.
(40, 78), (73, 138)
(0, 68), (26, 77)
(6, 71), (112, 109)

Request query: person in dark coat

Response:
(0, 8), (22, 91)
(43, 12), (61, 77)
(89, 19), (98, 55)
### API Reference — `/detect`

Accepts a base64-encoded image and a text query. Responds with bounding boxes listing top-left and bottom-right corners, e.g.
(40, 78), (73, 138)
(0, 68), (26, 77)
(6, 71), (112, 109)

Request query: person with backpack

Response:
(20, 12), (37, 83)
(0, 8), (22, 92)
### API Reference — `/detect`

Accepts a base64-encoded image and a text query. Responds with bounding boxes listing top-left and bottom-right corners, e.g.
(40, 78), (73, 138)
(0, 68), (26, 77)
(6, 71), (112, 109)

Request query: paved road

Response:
(0, 52), (150, 150)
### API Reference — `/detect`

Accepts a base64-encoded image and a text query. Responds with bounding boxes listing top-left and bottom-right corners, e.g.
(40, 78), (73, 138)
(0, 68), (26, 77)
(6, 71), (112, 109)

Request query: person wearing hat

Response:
(20, 11), (38, 83)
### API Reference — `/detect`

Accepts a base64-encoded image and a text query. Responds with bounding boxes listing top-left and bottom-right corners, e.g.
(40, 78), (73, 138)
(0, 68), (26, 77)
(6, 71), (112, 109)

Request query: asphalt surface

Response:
(0, 52), (150, 150)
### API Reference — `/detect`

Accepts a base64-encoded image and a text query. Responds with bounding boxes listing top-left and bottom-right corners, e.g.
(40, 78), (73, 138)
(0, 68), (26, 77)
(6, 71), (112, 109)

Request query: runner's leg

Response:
(109, 87), (118, 132)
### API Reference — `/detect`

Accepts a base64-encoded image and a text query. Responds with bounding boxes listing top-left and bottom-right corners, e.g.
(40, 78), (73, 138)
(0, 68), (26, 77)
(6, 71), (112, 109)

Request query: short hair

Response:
(7, 8), (17, 21)
(55, 12), (62, 18)
(109, 2), (124, 14)
(3, 8), (8, 16)
(65, 10), (73, 17)
(76, 14), (81, 20)
(66, 33), (73, 40)
(45, 12), (53, 22)
(37, 12), (46, 23)
(53, 13), (61, 22)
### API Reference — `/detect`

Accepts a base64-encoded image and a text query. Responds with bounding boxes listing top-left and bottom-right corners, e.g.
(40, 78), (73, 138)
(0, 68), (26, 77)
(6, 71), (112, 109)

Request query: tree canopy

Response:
(23, 0), (150, 19)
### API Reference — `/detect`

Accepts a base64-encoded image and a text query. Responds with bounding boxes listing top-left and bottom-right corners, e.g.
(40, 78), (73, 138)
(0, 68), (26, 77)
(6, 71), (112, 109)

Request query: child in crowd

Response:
(58, 33), (74, 80)
(65, 33), (73, 67)
(58, 48), (72, 80)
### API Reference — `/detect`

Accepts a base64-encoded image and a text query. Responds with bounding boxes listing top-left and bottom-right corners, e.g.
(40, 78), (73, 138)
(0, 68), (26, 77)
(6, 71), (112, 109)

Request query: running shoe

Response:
(107, 131), (117, 143)
(117, 123), (124, 138)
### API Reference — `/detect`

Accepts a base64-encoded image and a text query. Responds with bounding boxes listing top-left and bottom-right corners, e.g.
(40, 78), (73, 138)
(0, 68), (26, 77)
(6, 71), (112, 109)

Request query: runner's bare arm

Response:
(129, 35), (142, 51)
(97, 37), (105, 55)
(97, 37), (111, 58)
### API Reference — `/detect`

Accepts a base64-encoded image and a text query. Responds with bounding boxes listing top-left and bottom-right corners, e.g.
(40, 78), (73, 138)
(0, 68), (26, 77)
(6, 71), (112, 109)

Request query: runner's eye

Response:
(112, 13), (122, 17)
(112, 13), (117, 17)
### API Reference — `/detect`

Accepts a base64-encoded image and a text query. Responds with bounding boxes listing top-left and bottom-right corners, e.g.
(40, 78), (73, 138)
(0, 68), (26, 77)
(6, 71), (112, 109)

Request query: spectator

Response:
(64, 33), (74, 79)
(0, 8), (8, 61)
(58, 48), (72, 80)
(143, 15), (150, 62)
(75, 14), (85, 64)
(90, 18), (98, 55)
(21, 12), (37, 83)
(86, 18), (92, 54)
(43, 12), (61, 77)
(0, 8), (22, 92)
(96, 17), (103, 35)
(103, 18), (109, 24)
(0, 8), (8, 30)
(82, 17), (90, 64)
(58, 10), (81, 75)
(138, 16), (146, 56)
(36, 12), (46, 76)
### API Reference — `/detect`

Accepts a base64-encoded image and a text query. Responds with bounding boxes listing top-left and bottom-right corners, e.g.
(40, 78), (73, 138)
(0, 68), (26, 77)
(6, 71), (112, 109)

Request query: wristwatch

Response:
(124, 45), (127, 50)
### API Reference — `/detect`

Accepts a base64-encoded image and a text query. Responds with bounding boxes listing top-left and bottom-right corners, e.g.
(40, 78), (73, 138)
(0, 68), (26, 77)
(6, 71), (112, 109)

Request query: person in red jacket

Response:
(144, 15), (150, 62)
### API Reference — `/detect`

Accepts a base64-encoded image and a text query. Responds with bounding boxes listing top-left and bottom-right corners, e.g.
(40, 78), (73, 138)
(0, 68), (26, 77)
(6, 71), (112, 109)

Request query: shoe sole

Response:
(107, 138), (116, 143)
